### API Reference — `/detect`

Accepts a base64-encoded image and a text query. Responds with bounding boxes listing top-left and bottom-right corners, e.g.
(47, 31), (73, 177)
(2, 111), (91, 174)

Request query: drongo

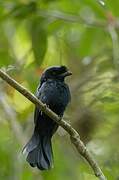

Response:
(23, 66), (71, 170)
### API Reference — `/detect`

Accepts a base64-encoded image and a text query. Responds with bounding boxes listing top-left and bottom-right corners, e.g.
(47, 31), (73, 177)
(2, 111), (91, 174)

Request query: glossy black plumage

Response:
(23, 66), (71, 170)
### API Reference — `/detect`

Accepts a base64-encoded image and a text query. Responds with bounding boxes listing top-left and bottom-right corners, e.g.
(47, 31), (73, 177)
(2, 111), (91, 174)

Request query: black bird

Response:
(23, 66), (71, 170)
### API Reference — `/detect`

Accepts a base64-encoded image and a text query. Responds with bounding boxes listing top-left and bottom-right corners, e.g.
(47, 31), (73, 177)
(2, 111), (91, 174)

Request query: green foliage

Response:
(29, 17), (47, 66)
(0, 0), (119, 180)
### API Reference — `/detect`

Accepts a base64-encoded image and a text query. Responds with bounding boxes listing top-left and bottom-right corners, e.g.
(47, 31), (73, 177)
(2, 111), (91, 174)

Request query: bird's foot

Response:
(41, 104), (50, 115)
(58, 115), (63, 121)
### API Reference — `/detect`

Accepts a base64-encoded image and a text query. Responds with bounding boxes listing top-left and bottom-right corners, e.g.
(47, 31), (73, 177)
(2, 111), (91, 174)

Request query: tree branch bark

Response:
(0, 69), (106, 180)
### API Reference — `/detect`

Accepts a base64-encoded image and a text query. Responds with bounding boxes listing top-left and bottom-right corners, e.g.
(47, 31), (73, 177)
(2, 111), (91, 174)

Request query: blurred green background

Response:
(0, 0), (119, 179)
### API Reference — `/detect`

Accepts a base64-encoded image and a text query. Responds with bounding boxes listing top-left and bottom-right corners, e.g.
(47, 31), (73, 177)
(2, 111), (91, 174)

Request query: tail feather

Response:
(23, 131), (53, 170)
(27, 147), (38, 167)
(22, 131), (39, 154)
(42, 136), (53, 167)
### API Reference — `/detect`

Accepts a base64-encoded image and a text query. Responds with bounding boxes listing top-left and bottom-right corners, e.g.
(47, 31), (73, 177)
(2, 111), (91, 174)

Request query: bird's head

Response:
(40, 66), (72, 84)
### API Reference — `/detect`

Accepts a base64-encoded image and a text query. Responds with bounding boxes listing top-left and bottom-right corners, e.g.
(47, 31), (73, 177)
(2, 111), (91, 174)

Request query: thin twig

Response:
(38, 10), (106, 28)
(108, 25), (119, 71)
(0, 69), (106, 180)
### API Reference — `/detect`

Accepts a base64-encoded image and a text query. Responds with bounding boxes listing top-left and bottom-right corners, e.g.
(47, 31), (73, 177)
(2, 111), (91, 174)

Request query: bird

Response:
(23, 65), (71, 170)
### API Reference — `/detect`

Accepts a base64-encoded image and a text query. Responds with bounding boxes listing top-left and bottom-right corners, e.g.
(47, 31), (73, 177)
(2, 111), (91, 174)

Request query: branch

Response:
(0, 69), (106, 180)
(108, 25), (119, 70)
(38, 10), (106, 28)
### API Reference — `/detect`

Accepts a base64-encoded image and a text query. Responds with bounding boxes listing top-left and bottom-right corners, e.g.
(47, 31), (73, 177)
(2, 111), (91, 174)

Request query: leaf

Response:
(29, 18), (47, 66)
(96, 58), (114, 73)
(105, 0), (119, 16)
(9, 2), (36, 19)
(100, 96), (117, 103)
(0, 26), (14, 67)
(81, 0), (106, 18)
(0, 50), (13, 67)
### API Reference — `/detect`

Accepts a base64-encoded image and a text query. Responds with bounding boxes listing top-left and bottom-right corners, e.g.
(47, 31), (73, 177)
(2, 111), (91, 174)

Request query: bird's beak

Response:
(61, 71), (72, 77)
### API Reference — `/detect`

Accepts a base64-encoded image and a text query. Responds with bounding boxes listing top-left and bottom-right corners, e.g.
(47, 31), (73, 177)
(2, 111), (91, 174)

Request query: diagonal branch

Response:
(0, 69), (106, 180)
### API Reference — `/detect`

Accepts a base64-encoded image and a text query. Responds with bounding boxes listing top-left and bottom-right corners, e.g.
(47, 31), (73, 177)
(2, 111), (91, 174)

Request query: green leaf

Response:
(96, 58), (114, 73)
(29, 18), (47, 66)
(81, 0), (106, 18)
(100, 96), (117, 103)
(0, 50), (13, 67)
(105, 0), (119, 16)
(0, 26), (14, 67)
(9, 2), (37, 19)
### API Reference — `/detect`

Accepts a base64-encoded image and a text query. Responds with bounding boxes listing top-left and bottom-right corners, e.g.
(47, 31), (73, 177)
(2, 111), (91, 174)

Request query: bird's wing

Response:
(34, 81), (70, 125)
(34, 81), (53, 125)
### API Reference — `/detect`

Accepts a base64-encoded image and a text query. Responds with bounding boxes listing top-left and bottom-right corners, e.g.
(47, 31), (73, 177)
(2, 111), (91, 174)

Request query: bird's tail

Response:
(23, 130), (53, 170)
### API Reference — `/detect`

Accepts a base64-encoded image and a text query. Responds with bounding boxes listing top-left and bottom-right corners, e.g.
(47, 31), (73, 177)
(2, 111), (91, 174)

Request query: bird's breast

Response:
(38, 80), (70, 115)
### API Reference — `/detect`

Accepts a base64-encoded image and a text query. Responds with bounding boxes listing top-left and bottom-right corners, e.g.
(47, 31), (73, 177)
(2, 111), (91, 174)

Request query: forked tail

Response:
(23, 131), (53, 170)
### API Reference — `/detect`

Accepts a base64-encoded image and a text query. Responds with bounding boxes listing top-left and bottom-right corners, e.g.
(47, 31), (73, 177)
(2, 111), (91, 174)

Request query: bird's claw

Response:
(41, 104), (50, 115)
(58, 115), (62, 121)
